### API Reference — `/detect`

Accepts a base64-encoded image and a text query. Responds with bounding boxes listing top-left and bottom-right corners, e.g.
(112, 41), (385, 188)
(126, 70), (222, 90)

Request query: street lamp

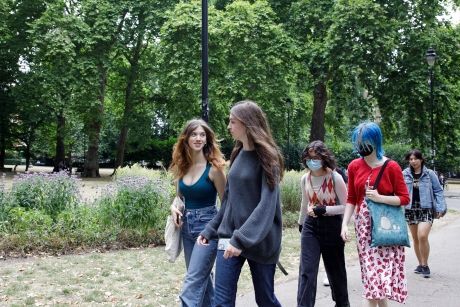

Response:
(201, 0), (209, 122)
(426, 47), (436, 169)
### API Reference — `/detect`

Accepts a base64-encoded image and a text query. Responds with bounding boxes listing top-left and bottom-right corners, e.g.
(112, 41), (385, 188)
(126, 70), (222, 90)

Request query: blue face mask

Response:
(306, 159), (323, 171)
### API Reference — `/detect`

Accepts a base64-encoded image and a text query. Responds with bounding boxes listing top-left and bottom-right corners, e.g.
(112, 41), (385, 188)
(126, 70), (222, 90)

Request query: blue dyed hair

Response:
(351, 122), (384, 160)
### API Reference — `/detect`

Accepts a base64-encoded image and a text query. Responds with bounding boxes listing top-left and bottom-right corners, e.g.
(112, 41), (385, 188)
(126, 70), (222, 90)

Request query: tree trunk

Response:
(113, 14), (145, 173)
(0, 132), (5, 169)
(309, 82), (328, 142)
(0, 103), (6, 169)
(53, 111), (66, 172)
(114, 66), (137, 171)
(83, 65), (106, 178)
(83, 118), (101, 177)
(114, 126), (129, 171)
(25, 141), (31, 172)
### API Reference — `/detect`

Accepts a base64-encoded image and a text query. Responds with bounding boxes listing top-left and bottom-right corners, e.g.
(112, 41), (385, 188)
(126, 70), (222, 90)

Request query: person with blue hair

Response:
(341, 122), (410, 306)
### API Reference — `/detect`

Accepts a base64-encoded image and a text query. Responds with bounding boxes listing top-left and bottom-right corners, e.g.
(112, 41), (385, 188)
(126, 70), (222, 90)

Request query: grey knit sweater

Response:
(200, 150), (282, 264)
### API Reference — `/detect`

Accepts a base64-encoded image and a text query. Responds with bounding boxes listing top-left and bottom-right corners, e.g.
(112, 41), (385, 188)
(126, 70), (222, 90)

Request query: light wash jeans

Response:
(180, 205), (218, 307)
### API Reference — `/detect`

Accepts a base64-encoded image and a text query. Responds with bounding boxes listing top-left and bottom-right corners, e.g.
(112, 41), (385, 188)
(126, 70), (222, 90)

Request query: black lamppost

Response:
(286, 98), (292, 169)
(201, 0), (209, 122)
(426, 47), (436, 169)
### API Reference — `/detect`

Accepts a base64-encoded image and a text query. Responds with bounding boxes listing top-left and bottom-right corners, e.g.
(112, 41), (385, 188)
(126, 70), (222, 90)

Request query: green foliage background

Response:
(0, 0), (459, 173)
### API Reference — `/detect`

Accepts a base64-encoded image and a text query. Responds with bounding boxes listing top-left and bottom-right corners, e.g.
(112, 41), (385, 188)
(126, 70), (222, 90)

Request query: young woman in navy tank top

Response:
(169, 119), (226, 307)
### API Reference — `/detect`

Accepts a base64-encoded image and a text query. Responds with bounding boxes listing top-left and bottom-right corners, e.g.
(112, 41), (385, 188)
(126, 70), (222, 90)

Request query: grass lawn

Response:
(0, 227), (357, 306)
(1, 212), (457, 306)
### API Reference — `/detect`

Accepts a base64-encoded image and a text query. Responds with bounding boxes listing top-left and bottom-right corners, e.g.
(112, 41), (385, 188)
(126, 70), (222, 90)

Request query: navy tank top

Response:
(178, 164), (217, 209)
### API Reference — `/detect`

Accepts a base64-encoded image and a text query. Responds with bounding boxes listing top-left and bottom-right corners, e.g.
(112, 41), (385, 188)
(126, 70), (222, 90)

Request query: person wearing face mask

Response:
(297, 140), (350, 307)
(341, 122), (410, 306)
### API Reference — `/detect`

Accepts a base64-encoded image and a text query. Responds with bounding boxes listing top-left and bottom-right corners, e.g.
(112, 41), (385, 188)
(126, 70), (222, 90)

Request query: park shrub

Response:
(97, 176), (171, 243)
(282, 211), (300, 228)
(0, 207), (54, 253)
(280, 170), (303, 213)
(53, 206), (110, 248)
(8, 172), (80, 218)
(115, 164), (172, 182)
(384, 143), (411, 167)
(5, 207), (53, 235)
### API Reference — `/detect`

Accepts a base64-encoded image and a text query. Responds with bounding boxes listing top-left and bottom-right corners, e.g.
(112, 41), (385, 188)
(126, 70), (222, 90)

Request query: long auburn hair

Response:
(169, 119), (226, 179)
(229, 100), (284, 189)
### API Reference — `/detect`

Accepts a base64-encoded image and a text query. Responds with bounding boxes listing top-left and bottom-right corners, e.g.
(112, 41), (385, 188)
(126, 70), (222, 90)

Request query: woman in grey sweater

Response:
(198, 100), (284, 307)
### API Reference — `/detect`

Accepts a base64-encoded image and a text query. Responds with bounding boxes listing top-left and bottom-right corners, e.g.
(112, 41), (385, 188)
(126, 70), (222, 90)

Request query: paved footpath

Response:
(237, 193), (460, 307)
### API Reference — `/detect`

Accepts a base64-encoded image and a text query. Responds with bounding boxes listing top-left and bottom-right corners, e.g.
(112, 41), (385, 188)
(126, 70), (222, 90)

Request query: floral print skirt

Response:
(355, 200), (408, 303)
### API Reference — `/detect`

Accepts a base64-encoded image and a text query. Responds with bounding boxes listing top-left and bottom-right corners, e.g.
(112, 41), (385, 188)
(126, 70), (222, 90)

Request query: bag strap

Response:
(175, 179), (181, 197)
(331, 171), (340, 205)
(373, 159), (391, 191)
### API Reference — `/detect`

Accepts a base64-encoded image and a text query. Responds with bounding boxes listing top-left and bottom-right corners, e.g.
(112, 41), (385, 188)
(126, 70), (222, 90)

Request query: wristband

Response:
(313, 205), (327, 216)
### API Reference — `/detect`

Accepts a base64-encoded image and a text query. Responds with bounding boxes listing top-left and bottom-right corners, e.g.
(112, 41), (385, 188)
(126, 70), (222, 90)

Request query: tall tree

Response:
(288, 0), (402, 141)
(159, 0), (295, 139)
(27, 0), (87, 172)
(111, 0), (179, 171)
(0, 0), (45, 168)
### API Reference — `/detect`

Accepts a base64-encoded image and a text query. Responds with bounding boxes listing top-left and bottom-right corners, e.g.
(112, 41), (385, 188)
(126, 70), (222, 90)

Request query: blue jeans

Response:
(214, 250), (281, 307)
(180, 205), (218, 307)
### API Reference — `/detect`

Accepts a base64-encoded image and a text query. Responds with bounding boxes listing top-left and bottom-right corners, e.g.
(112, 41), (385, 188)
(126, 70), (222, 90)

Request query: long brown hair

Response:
(170, 119), (226, 179)
(229, 100), (284, 189)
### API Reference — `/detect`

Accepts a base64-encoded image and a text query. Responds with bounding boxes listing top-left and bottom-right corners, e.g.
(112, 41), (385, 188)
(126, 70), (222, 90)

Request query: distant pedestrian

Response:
(341, 122), (410, 306)
(297, 140), (350, 307)
(438, 173), (446, 190)
(403, 149), (447, 278)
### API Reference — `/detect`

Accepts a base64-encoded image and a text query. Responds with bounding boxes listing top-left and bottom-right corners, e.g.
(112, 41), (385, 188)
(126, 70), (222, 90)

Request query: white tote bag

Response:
(164, 195), (184, 262)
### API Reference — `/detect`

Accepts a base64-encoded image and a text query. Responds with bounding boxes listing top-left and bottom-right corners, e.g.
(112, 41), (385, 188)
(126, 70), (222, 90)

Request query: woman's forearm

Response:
(342, 204), (355, 226)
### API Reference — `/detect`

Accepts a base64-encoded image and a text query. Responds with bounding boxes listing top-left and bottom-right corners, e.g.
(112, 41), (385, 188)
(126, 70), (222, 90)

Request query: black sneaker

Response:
(414, 265), (423, 274)
(422, 266), (431, 278)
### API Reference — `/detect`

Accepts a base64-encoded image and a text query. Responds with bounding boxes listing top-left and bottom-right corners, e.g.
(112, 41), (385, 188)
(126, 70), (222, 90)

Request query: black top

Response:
(412, 172), (421, 205)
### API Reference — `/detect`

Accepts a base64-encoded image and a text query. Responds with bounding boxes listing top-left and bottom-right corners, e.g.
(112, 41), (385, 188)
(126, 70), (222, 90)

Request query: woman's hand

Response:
(223, 243), (242, 259)
(171, 205), (183, 227)
(365, 188), (380, 202)
(435, 212), (445, 219)
(341, 224), (350, 242)
(307, 205), (317, 218)
(197, 235), (209, 246)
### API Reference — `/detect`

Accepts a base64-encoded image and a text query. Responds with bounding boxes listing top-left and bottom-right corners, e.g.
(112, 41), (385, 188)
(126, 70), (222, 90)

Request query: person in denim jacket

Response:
(403, 149), (447, 278)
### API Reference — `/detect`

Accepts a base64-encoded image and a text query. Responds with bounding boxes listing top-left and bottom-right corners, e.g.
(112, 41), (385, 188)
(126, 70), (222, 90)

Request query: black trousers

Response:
(297, 215), (350, 307)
